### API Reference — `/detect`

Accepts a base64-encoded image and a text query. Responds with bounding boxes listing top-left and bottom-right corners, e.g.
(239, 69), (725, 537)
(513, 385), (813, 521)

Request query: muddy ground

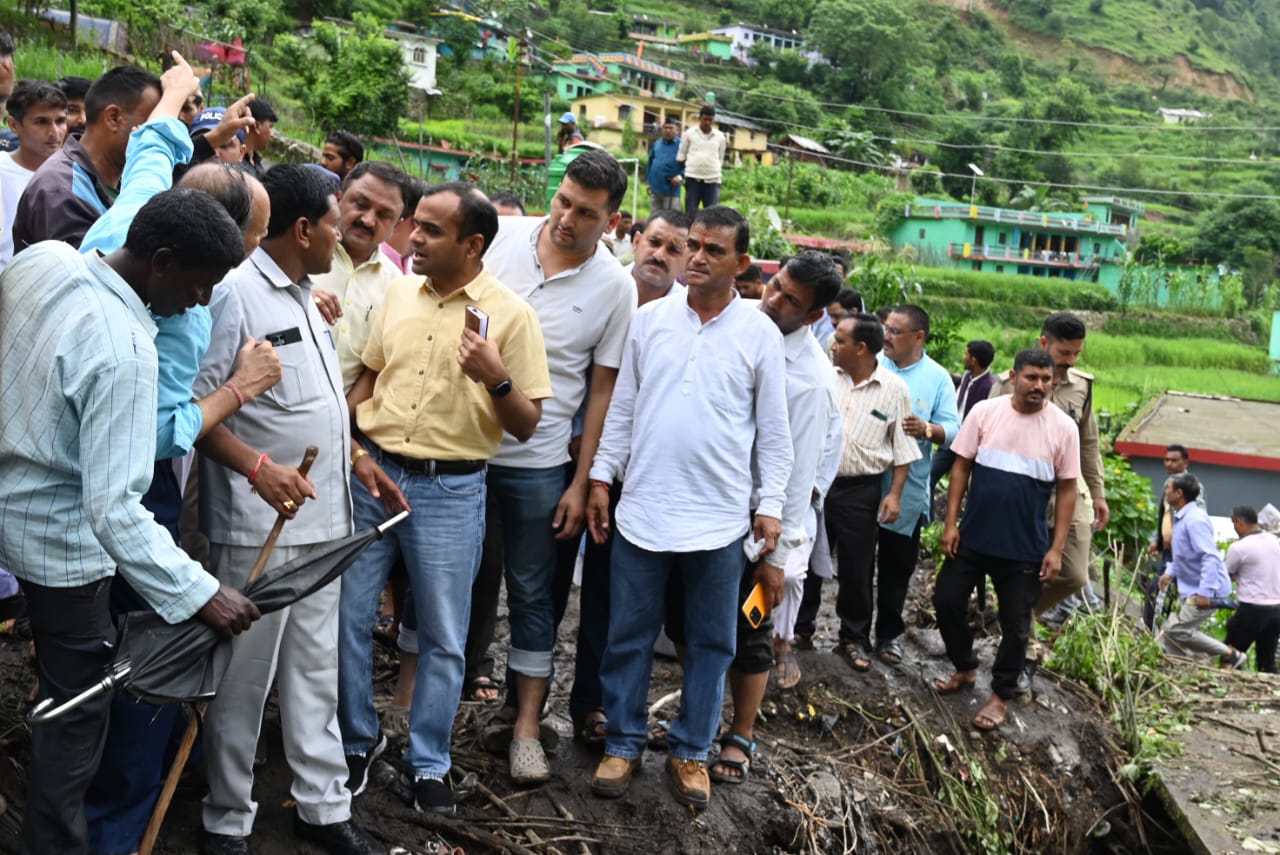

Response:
(0, 569), (1170, 855)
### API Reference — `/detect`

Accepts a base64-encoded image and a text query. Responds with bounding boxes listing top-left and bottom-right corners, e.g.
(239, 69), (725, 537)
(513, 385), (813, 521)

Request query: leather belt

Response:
(380, 450), (485, 477)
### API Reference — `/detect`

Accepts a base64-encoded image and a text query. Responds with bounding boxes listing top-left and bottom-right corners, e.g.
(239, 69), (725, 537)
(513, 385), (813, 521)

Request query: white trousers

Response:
(201, 542), (352, 836)
(774, 534), (816, 642)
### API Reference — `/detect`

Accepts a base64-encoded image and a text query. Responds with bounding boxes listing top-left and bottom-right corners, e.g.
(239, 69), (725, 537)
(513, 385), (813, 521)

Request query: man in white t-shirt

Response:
(466, 148), (635, 784)
(0, 80), (67, 268)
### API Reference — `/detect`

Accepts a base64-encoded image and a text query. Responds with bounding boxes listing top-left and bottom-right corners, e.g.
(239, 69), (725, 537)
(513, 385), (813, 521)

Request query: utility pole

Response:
(510, 34), (528, 185)
(785, 151), (794, 220)
(543, 90), (552, 181)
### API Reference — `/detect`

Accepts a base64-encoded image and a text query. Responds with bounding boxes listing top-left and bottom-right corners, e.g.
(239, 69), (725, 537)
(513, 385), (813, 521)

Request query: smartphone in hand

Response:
(465, 305), (489, 339)
(742, 583), (770, 629)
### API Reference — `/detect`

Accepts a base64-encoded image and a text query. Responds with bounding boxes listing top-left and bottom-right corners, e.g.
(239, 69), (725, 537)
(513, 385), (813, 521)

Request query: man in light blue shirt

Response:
(0, 189), (259, 855)
(874, 305), (960, 665)
(74, 72), (279, 854)
(1157, 472), (1240, 666)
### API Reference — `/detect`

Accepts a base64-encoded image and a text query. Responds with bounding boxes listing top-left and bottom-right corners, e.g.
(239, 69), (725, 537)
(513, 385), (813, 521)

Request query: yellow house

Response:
(570, 93), (773, 166)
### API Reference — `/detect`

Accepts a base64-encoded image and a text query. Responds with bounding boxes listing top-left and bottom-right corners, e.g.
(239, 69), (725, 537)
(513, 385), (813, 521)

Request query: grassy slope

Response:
(954, 320), (1277, 413)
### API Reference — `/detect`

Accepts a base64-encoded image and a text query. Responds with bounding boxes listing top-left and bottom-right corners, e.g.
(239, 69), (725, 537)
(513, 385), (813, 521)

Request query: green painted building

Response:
(677, 32), (734, 61)
(551, 53), (685, 102)
(887, 196), (1144, 290)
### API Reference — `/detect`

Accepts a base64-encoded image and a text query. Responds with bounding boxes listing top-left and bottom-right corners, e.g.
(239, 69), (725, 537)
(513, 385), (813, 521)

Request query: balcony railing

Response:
(908, 202), (1129, 237)
(947, 243), (1116, 268)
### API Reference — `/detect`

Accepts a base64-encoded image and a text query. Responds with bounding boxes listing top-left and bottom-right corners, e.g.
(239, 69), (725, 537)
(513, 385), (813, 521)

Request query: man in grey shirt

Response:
(194, 164), (405, 855)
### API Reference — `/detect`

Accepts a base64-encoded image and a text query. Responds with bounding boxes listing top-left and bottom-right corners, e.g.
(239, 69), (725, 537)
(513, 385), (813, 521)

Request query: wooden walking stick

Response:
(138, 446), (319, 855)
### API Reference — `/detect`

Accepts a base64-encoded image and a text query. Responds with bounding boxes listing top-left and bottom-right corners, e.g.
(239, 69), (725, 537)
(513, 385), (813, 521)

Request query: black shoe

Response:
(293, 814), (386, 855)
(409, 775), (455, 814)
(344, 730), (387, 797)
(201, 831), (252, 855)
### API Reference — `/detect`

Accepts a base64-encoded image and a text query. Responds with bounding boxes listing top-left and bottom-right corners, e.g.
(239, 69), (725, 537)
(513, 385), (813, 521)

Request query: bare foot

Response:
(973, 693), (1007, 731)
(933, 670), (978, 694)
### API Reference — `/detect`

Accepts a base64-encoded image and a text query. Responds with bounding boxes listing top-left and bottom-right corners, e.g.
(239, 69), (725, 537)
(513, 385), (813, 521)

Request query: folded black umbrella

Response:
(28, 510), (408, 723)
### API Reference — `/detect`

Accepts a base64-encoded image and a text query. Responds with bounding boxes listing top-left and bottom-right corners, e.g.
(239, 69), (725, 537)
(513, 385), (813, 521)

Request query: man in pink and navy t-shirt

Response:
(933, 348), (1080, 732)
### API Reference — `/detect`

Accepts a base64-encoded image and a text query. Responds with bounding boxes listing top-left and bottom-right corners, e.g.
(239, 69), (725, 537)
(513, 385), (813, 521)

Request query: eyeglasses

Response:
(883, 326), (919, 337)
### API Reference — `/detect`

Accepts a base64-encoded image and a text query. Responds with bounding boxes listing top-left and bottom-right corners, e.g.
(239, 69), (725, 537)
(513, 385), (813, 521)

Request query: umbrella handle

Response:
(26, 664), (127, 724)
(245, 446), (319, 585)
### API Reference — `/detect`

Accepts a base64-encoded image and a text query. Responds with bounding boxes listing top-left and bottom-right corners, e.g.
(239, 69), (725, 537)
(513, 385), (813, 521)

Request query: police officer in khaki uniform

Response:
(989, 311), (1108, 616)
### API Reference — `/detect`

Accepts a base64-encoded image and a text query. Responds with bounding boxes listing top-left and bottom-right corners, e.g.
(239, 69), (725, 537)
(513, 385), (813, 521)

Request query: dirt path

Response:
(0, 570), (1143, 854)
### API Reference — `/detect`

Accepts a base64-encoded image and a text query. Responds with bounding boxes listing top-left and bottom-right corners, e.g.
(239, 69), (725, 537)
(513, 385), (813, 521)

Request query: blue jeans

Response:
(337, 455), (485, 779)
(599, 534), (743, 762)
(488, 463), (569, 679)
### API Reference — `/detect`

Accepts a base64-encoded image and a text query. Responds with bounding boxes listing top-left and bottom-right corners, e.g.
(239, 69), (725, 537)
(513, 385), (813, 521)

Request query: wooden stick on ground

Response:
(137, 447), (318, 855)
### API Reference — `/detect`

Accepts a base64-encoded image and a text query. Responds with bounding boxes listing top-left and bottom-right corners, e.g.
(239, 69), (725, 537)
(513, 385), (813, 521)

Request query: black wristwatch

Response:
(487, 377), (514, 398)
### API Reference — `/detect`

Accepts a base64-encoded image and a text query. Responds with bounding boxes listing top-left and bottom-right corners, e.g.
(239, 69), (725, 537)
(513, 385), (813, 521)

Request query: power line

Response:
(690, 78), (1280, 133)
(807, 148), (1280, 201)
(498, 37), (1280, 202)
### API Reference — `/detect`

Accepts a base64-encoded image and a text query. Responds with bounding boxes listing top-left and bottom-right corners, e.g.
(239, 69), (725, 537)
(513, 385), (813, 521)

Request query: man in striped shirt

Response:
(825, 313), (921, 672)
(0, 189), (260, 855)
(934, 349), (1079, 732)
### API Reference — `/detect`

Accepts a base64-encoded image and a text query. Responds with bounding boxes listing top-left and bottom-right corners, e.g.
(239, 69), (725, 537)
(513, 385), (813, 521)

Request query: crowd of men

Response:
(0, 32), (1277, 855)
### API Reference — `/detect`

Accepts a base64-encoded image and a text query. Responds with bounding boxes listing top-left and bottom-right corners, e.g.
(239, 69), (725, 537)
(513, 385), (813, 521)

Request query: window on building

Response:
(995, 265), (1004, 273)
(997, 232), (1007, 244)
(972, 261), (982, 271)
(919, 228), (926, 239)
(412, 47), (426, 65)
(618, 104), (632, 122)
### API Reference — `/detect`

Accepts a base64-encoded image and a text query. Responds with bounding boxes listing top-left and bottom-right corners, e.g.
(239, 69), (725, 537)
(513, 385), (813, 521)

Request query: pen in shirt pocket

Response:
(870, 409), (888, 421)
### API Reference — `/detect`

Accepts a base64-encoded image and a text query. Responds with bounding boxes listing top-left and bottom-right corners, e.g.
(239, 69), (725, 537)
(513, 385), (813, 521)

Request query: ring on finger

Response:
(283, 499), (296, 511)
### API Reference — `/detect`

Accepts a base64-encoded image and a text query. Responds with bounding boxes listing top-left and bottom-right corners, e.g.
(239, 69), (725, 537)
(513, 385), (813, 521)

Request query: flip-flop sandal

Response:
(708, 732), (755, 785)
(774, 647), (801, 690)
(837, 642), (872, 672)
(461, 675), (502, 703)
(877, 638), (904, 665)
(933, 672), (977, 695)
(575, 710), (607, 745)
(972, 697), (1007, 731)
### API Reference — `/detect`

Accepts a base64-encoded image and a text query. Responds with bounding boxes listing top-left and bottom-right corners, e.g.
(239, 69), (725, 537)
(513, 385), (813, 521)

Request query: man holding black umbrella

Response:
(0, 189), (260, 855)
(194, 164), (405, 855)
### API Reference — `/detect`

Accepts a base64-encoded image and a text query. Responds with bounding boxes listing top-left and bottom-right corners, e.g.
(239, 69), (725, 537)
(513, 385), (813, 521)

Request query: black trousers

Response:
(682, 177), (720, 213)
(875, 518), (924, 645)
(23, 577), (116, 855)
(794, 561), (824, 641)
(932, 545), (1042, 700)
(825, 474), (884, 647)
(1226, 602), (1280, 673)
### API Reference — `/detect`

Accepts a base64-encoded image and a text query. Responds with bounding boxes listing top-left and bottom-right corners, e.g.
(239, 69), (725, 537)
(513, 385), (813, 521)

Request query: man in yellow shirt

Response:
(336, 182), (552, 815)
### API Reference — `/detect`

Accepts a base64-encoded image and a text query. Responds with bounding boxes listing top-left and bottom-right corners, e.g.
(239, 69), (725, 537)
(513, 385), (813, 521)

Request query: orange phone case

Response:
(742, 583), (770, 629)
